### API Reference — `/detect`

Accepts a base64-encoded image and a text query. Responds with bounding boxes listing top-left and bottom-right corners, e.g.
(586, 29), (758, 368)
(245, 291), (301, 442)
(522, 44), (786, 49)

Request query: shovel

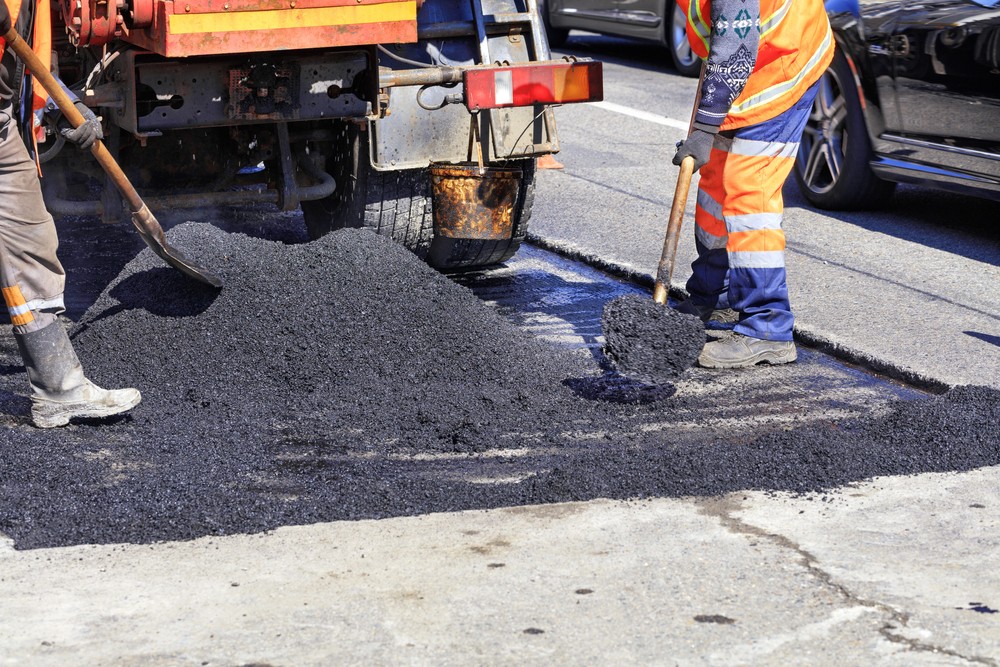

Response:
(652, 63), (706, 305)
(598, 65), (709, 383)
(4, 28), (223, 288)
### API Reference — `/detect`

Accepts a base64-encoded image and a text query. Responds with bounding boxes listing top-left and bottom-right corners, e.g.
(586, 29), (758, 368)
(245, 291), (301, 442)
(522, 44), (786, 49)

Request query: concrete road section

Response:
(2, 469), (998, 666)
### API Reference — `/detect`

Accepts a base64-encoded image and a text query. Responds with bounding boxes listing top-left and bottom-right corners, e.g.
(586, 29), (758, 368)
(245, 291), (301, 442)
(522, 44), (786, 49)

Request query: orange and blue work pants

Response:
(0, 107), (66, 335)
(685, 82), (819, 342)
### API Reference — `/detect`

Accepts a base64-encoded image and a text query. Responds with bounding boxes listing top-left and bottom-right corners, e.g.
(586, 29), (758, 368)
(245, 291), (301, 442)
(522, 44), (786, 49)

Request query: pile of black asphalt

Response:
(0, 223), (997, 550)
(601, 293), (704, 383)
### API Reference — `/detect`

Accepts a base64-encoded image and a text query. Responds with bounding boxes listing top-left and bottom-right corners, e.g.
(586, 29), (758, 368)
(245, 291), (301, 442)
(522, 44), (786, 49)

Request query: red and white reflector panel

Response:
(463, 60), (603, 111)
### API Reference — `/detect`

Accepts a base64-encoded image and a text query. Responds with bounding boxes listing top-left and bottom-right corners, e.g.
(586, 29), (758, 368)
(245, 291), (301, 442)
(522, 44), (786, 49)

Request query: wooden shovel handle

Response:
(652, 63), (707, 305)
(3, 27), (145, 214)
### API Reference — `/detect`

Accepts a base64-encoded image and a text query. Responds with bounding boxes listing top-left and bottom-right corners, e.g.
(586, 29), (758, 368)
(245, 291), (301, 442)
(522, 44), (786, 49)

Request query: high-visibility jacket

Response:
(0, 0), (53, 143)
(680, 0), (834, 129)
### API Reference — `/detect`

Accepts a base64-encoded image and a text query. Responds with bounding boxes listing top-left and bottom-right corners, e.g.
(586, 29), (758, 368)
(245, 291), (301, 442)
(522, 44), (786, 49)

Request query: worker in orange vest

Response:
(672, 0), (834, 368)
(0, 0), (141, 427)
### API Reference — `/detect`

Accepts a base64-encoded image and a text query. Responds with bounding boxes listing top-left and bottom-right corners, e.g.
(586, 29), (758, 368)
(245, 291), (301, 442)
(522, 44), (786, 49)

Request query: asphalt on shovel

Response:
(5, 28), (223, 288)
(600, 66), (707, 383)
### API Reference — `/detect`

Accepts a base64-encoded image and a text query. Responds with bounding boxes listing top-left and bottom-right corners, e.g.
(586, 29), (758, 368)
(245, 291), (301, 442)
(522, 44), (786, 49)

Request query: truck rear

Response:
(39, 0), (602, 270)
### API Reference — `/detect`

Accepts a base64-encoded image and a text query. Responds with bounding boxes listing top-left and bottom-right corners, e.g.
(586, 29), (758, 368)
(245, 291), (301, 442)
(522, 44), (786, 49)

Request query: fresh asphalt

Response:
(1, 34), (999, 666)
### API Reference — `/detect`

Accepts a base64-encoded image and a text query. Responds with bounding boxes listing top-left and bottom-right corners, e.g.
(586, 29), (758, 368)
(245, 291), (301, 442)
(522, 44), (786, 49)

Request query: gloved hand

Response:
(0, 0), (12, 35)
(58, 101), (103, 150)
(672, 128), (715, 171)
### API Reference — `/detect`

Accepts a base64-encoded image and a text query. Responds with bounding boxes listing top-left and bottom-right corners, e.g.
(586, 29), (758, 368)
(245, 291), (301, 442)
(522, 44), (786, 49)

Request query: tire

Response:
(301, 122), (434, 259)
(538, 0), (569, 50)
(793, 48), (896, 210)
(665, 0), (701, 78)
(301, 122), (536, 272)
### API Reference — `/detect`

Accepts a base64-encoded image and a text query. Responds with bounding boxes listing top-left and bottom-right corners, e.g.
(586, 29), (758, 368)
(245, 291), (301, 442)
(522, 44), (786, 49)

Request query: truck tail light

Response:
(463, 60), (603, 111)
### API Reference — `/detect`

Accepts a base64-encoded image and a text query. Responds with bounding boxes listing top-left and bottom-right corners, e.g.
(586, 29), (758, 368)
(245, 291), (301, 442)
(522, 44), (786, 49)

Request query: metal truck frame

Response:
(36, 0), (602, 270)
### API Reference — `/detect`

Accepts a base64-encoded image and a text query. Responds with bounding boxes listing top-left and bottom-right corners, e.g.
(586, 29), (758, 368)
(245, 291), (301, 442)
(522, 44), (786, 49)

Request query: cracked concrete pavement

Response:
(2, 468), (998, 665)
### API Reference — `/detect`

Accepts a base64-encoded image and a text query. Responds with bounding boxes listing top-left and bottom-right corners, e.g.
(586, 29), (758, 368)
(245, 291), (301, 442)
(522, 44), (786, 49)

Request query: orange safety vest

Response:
(0, 0), (53, 143)
(679, 0), (835, 129)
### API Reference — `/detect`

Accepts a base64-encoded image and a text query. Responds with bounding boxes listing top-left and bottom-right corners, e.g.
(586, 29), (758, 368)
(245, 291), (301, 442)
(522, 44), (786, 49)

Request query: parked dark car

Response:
(795, 0), (1000, 209)
(539, 0), (702, 76)
(542, 0), (1000, 210)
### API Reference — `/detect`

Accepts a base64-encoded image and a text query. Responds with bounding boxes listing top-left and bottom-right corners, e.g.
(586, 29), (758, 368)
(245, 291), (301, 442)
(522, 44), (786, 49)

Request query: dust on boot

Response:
(698, 331), (796, 369)
(14, 321), (141, 428)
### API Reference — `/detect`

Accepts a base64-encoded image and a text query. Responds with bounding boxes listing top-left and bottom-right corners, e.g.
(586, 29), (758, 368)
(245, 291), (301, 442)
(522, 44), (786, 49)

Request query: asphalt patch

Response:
(0, 223), (997, 550)
(601, 293), (704, 383)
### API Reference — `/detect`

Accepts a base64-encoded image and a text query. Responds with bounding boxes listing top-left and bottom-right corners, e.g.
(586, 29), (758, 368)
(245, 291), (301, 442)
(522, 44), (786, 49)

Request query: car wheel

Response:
(665, 0), (701, 77)
(793, 48), (895, 210)
(538, 0), (569, 50)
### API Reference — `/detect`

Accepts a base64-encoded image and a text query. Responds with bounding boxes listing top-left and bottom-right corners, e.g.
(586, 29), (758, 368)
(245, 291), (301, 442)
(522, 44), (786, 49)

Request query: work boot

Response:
(673, 299), (739, 325)
(698, 331), (797, 369)
(14, 321), (141, 428)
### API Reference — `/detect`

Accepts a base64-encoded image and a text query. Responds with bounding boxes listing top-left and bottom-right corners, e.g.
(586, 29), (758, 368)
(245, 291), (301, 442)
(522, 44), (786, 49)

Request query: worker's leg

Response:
(0, 115), (67, 334)
(0, 116), (141, 427)
(698, 83), (819, 367)
(724, 91), (817, 341)
(684, 146), (732, 312)
(679, 140), (740, 326)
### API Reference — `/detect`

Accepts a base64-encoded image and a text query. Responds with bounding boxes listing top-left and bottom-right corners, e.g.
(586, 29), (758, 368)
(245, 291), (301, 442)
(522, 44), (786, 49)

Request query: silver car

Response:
(540, 0), (701, 76)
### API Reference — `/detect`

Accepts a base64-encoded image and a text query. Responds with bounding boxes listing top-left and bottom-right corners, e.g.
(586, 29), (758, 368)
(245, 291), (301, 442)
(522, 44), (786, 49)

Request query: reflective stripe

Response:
(729, 137), (799, 160)
(697, 188), (724, 222)
(731, 28), (833, 116)
(2, 285), (35, 327)
(726, 212), (784, 233)
(729, 250), (786, 269)
(696, 224), (728, 250)
(687, 0), (711, 55)
(759, 0), (791, 37)
(8, 302), (30, 317)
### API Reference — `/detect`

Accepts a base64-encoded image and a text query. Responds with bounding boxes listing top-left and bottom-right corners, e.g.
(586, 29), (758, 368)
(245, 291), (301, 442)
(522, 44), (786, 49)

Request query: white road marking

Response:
(589, 100), (689, 131)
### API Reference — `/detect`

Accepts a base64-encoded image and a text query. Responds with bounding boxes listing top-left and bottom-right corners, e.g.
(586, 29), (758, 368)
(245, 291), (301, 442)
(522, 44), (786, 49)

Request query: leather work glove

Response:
(672, 128), (715, 172)
(0, 0), (11, 35)
(58, 101), (103, 150)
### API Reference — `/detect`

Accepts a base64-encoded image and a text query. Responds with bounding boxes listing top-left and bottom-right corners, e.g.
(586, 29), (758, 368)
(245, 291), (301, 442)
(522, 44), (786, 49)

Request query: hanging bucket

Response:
(430, 163), (522, 240)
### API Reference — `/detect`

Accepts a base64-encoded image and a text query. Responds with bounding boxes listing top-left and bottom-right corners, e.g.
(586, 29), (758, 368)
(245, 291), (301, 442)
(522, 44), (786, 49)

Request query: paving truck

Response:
(37, 0), (602, 270)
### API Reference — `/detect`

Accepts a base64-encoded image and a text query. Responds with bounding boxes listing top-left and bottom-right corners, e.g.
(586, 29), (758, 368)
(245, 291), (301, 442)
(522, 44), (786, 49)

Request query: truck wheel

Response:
(793, 48), (895, 210)
(301, 122), (536, 271)
(301, 122), (434, 260)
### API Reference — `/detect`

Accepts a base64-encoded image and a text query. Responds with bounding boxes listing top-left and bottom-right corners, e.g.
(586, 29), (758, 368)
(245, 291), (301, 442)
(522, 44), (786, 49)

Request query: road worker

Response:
(672, 0), (834, 368)
(0, 0), (140, 427)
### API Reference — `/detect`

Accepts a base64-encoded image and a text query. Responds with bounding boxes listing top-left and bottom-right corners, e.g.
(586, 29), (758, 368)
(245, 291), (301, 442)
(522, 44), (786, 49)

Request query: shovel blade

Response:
(131, 207), (223, 288)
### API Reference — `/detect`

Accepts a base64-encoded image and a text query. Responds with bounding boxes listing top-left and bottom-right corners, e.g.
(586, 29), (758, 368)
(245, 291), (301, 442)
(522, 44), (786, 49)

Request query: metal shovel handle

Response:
(4, 28), (222, 288)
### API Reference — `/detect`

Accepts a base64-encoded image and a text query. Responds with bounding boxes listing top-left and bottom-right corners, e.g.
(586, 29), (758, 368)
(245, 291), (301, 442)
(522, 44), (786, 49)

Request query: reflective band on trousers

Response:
(2, 284), (35, 327)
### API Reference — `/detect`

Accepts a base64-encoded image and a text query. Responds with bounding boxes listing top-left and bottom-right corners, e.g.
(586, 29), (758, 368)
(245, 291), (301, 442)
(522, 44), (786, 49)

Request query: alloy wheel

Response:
(797, 70), (850, 195)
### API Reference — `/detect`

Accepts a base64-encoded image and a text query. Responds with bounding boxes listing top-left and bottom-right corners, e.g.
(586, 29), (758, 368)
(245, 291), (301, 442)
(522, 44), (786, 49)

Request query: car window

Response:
(971, 0), (1000, 7)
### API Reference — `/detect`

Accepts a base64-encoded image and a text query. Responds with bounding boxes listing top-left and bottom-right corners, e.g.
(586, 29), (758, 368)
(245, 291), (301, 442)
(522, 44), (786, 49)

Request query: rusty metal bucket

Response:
(430, 163), (522, 240)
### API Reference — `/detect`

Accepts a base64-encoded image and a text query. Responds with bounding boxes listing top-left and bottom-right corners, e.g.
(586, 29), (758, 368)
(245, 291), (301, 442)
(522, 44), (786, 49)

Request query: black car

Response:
(795, 0), (1000, 209)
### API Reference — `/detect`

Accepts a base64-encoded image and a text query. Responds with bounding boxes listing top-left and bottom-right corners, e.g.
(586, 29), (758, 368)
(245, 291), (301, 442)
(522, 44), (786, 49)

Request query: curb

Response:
(526, 233), (951, 394)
